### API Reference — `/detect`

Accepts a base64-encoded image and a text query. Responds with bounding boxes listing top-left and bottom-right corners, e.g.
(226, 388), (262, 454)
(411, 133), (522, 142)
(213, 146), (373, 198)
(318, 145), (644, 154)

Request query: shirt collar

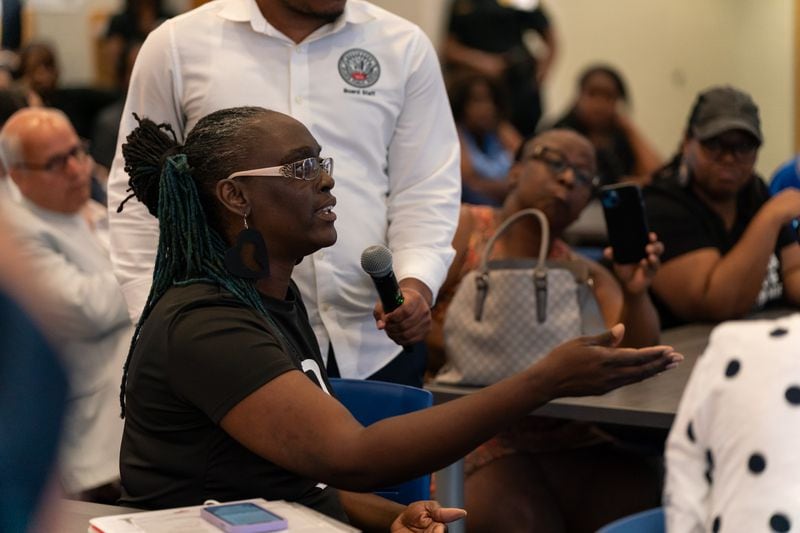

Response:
(217, 0), (374, 42)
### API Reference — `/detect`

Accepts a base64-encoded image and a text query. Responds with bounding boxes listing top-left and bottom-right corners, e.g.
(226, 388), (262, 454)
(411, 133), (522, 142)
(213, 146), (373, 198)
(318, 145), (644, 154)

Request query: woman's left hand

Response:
(390, 501), (467, 533)
(606, 232), (663, 296)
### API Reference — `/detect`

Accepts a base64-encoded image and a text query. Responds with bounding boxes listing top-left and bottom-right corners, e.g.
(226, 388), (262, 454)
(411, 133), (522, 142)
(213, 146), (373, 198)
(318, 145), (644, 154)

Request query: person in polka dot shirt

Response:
(664, 313), (800, 532)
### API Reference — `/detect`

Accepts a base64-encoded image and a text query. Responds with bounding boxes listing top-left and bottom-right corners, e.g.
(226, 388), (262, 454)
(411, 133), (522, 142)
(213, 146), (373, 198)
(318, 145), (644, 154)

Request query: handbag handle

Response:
(479, 208), (550, 270)
(473, 208), (551, 323)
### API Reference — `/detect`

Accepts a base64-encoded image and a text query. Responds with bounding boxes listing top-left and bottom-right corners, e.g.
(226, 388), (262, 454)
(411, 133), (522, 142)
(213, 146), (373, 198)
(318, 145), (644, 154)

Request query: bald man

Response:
(0, 108), (132, 502)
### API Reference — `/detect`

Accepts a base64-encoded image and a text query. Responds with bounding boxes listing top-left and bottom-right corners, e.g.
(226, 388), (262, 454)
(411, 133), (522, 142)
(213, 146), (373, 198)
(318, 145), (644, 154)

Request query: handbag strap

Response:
(473, 208), (551, 323)
(479, 208), (550, 272)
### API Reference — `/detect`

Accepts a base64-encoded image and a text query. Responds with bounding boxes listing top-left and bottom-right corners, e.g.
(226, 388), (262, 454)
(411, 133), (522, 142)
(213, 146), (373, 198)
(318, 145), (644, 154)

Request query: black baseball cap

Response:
(688, 86), (763, 145)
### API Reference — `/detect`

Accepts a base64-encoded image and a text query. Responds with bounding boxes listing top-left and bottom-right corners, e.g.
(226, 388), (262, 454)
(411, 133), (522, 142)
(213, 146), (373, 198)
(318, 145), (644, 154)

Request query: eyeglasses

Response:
(18, 140), (90, 174)
(226, 156), (334, 182)
(525, 145), (600, 189)
(699, 137), (758, 162)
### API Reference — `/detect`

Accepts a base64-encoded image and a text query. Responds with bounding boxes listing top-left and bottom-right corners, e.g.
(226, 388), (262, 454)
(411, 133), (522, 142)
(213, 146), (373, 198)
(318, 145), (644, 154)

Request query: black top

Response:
(643, 170), (794, 328)
(552, 109), (636, 186)
(447, 0), (549, 55)
(105, 10), (171, 42)
(120, 282), (347, 523)
(447, 0), (550, 135)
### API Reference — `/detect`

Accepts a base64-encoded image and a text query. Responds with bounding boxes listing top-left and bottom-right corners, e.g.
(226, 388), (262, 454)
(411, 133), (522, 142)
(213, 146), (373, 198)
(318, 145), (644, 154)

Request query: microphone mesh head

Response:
(361, 245), (393, 277)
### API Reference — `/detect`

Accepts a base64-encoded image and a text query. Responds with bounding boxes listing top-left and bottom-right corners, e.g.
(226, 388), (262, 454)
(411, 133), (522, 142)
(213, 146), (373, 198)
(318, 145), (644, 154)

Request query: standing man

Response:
(107, 0), (460, 386)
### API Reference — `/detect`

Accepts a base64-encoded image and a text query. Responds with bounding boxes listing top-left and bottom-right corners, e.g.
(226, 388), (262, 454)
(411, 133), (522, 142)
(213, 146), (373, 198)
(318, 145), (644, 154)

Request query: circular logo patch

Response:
(338, 48), (381, 88)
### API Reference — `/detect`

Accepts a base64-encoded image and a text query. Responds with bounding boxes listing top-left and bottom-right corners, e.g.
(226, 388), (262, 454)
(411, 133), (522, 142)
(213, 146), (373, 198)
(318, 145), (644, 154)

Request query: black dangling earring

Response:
(224, 212), (270, 279)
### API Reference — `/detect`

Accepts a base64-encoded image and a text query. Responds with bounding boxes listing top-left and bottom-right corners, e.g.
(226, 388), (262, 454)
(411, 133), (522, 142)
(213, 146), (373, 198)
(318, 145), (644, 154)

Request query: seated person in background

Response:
(14, 43), (57, 104)
(118, 106), (681, 531)
(0, 108), (133, 503)
(426, 129), (666, 532)
(15, 42), (116, 205)
(644, 86), (800, 329)
(92, 39), (142, 171)
(664, 314), (800, 532)
(15, 42), (119, 141)
(551, 64), (662, 186)
(101, 0), (172, 91)
(769, 154), (800, 195)
(448, 71), (521, 206)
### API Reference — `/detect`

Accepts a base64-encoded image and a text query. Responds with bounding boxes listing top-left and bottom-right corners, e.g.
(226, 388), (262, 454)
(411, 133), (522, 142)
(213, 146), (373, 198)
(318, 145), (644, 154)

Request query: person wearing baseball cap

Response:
(643, 85), (800, 328)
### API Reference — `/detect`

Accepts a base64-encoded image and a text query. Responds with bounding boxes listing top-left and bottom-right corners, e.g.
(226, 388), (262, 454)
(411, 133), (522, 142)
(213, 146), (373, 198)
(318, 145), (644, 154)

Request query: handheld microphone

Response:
(360, 245), (404, 313)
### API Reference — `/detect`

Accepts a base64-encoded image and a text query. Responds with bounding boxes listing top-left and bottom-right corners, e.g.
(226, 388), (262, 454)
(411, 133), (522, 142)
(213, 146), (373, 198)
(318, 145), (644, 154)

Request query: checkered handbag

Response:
(439, 208), (604, 386)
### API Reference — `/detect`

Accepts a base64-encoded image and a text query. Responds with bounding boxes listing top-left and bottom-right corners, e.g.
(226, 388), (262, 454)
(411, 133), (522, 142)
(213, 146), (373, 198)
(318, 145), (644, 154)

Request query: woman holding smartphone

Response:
(427, 129), (666, 532)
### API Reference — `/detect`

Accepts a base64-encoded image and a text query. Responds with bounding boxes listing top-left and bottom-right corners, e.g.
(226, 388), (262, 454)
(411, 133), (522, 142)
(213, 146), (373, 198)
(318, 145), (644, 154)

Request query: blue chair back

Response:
(597, 507), (665, 533)
(328, 378), (433, 505)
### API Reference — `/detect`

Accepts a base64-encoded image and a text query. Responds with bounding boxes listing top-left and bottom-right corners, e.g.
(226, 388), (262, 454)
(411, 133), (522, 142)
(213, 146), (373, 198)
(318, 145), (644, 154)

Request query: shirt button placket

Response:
(289, 43), (310, 124)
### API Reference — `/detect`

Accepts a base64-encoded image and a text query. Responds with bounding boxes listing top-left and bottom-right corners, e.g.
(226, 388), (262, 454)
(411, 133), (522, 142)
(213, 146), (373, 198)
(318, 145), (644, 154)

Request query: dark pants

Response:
(326, 342), (427, 388)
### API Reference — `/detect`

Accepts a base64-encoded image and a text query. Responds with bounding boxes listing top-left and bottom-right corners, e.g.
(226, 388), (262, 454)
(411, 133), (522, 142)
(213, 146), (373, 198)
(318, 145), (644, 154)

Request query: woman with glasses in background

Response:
(426, 129), (666, 532)
(644, 86), (800, 329)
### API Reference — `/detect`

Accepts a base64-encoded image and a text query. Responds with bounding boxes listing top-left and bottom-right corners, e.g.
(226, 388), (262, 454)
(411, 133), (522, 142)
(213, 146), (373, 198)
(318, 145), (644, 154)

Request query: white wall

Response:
(371, 0), (795, 177)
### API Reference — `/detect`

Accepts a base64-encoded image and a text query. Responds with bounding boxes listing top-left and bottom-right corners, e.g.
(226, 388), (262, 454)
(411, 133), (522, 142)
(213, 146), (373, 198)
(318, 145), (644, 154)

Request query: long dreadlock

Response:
(118, 107), (284, 417)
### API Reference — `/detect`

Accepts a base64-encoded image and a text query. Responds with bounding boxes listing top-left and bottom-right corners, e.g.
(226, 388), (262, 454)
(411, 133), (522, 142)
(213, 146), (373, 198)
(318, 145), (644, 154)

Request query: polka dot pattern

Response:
(704, 448), (714, 485)
(770, 513), (791, 532)
(785, 386), (800, 405)
(770, 327), (788, 337)
(748, 453), (766, 474)
(668, 320), (800, 532)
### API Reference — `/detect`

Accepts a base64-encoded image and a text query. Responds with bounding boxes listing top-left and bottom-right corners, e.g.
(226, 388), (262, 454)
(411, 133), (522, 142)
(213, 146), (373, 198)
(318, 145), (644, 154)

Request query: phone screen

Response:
(599, 183), (650, 264)
(205, 503), (283, 526)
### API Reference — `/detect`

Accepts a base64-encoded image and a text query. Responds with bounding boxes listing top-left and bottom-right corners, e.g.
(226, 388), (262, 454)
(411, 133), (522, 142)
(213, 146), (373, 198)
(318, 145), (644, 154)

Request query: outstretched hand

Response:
(391, 500), (467, 533)
(605, 232), (663, 296)
(534, 323), (683, 399)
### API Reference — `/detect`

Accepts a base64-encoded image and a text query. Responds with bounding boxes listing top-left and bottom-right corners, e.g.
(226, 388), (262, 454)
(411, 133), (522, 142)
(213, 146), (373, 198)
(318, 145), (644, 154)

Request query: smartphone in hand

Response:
(599, 183), (650, 264)
(201, 502), (288, 532)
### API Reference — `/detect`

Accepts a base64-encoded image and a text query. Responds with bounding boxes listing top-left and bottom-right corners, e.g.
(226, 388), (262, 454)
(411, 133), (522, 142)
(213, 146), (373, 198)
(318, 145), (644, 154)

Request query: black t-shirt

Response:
(119, 282), (347, 523)
(447, 0), (550, 135)
(643, 170), (794, 328)
(448, 0), (549, 55)
(552, 110), (636, 186)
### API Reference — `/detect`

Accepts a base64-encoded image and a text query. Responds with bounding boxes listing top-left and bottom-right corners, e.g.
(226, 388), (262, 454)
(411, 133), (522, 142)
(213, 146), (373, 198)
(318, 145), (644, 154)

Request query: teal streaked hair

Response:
(119, 112), (282, 417)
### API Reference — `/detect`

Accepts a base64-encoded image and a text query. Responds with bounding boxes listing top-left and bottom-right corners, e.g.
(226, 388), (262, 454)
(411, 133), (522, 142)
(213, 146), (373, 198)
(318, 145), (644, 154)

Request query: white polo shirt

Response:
(665, 314), (800, 533)
(107, 0), (460, 378)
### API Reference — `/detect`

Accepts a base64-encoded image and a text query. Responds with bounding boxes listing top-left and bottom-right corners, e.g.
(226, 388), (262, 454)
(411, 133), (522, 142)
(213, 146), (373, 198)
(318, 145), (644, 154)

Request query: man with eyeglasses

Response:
(0, 107), (133, 502)
(644, 86), (800, 328)
(106, 0), (460, 388)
